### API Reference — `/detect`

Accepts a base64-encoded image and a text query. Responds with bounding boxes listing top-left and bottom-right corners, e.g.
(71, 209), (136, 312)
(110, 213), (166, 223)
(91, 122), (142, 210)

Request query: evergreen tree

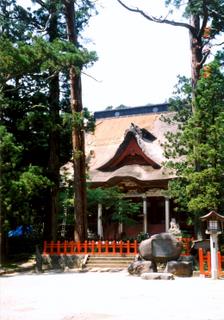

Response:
(117, 1), (224, 237)
(0, 125), (51, 264)
(117, 0), (224, 112)
(0, 0), (97, 259)
(164, 54), (224, 236)
(63, 0), (87, 241)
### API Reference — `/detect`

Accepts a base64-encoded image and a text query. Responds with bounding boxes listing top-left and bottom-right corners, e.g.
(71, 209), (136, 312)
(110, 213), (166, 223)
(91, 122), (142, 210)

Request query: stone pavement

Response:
(0, 271), (224, 320)
(0, 258), (36, 275)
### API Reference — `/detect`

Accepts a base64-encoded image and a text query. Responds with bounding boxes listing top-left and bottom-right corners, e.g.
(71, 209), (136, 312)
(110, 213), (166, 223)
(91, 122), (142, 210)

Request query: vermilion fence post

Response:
(77, 241), (81, 254)
(97, 240), (101, 254)
(84, 240), (88, 254)
(207, 251), (211, 275)
(127, 240), (130, 255)
(57, 241), (60, 255)
(199, 248), (204, 275)
(218, 251), (222, 275)
(134, 240), (138, 255)
(112, 241), (116, 255)
(91, 240), (95, 254)
(50, 241), (54, 255)
(71, 241), (75, 253)
(64, 241), (67, 254)
(119, 241), (123, 255)
(105, 241), (109, 254)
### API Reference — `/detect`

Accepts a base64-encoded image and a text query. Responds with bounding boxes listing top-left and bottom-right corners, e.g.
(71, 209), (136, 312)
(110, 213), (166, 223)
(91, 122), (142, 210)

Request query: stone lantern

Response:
(200, 211), (224, 279)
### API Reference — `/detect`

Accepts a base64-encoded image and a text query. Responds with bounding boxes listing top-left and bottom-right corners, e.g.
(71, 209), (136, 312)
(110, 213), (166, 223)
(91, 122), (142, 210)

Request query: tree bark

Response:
(63, 0), (87, 241)
(189, 15), (203, 114)
(0, 217), (8, 266)
(116, 0), (210, 114)
(46, 0), (60, 241)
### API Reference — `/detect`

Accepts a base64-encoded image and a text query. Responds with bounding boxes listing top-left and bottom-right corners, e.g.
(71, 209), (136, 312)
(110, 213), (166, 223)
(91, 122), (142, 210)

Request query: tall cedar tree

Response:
(0, 0), (96, 261)
(117, 0), (224, 112)
(63, 0), (87, 241)
(117, 0), (224, 236)
(44, 0), (61, 241)
(163, 55), (224, 235)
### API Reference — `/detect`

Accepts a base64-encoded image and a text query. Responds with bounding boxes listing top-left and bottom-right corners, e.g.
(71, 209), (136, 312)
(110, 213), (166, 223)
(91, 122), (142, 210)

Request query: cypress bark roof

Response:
(61, 108), (177, 187)
(85, 111), (176, 185)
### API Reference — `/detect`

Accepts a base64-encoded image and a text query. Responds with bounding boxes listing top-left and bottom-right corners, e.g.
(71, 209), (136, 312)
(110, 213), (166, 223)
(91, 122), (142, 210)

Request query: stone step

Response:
(87, 255), (135, 259)
(88, 258), (134, 262)
(86, 263), (130, 268)
(85, 255), (135, 269)
(86, 267), (126, 272)
(86, 260), (132, 265)
(87, 261), (132, 265)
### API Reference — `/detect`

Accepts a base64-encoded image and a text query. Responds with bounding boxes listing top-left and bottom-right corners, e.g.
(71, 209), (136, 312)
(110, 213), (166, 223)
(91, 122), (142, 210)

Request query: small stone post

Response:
(97, 203), (103, 239)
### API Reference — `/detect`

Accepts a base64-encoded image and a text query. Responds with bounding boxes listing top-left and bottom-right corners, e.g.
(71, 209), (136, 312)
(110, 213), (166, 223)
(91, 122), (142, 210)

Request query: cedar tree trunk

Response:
(63, 0), (87, 241)
(45, 0), (60, 241)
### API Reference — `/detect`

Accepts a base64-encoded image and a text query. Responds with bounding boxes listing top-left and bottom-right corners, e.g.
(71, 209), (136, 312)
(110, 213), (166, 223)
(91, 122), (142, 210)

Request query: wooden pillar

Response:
(143, 196), (147, 233)
(97, 203), (103, 239)
(118, 222), (123, 235)
(165, 197), (170, 232)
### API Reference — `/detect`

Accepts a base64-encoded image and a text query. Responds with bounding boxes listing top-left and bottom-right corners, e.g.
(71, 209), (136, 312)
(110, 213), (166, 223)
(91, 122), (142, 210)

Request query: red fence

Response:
(43, 240), (138, 256)
(198, 248), (224, 277)
(43, 237), (192, 256)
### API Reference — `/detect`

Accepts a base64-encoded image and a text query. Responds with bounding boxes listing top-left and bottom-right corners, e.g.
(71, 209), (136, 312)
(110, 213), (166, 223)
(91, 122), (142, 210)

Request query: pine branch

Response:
(31, 0), (47, 8)
(116, 0), (196, 35)
(212, 41), (224, 47)
(198, 0), (209, 38)
(81, 71), (102, 83)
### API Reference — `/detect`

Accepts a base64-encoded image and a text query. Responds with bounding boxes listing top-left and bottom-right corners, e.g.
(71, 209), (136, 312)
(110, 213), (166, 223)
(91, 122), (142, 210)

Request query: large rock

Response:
(39, 254), (84, 271)
(190, 239), (210, 255)
(165, 260), (193, 277)
(138, 233), (183, 262)
(128, 260), (157, 276)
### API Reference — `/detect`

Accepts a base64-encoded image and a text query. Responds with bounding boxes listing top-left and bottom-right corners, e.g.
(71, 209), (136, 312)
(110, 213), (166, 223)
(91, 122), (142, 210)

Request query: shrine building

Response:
(61, 104), (187, 240)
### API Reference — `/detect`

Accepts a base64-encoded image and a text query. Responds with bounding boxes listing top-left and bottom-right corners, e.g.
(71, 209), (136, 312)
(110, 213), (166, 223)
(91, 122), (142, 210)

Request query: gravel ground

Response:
(0, 271), (224, 320)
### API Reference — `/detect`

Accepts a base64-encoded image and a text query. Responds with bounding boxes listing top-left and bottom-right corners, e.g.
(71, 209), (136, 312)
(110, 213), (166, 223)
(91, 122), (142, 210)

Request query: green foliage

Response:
(0, 36), (97, 84)
(58, 185), (142, 231)
(0, 125), (51, 231)
(0, 0), (97, 249)
(0, 0), (33, 41)
(63, 108), (95, 132)
(165, 0), (224, 32)
(87, 186), (122, 211)
(165, 55), (224, 222)
(136, 232), (150, 243)
(87, 186), (142, 225)
(112, 198), (141, 225)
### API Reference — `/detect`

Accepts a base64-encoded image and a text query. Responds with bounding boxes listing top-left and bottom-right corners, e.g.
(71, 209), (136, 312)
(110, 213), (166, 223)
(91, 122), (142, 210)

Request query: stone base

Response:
(165, 260), (193, 277)
(128, 260), (157, 276)
(141, 272), (175, 280)
(36, 254), (85, 272)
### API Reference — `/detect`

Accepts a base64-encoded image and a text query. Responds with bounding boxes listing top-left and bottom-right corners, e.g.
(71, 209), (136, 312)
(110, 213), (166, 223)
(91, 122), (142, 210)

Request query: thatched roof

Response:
(85, 110), (176, 186)
(61, 106), (177, 189)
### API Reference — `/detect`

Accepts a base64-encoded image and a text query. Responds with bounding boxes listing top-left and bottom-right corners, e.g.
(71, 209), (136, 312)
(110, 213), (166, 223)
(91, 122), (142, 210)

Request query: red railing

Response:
(43, 240), (138, 256)
(43, 237), (192, 256)
(198, 248), (224, 277)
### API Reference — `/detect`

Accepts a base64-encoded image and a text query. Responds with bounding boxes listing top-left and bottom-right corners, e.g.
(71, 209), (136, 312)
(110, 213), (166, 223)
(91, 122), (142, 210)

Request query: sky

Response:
(81, 0), (191, 111)
(17, 0), (192, 112)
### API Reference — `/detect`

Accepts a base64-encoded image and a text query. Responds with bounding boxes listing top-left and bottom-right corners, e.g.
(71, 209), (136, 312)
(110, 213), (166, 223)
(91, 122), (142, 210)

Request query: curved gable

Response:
(98, 123), (161, 171)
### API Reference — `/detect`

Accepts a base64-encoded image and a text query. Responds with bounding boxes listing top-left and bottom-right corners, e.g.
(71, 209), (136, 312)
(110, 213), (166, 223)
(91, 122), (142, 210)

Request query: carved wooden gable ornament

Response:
(98, 123), (161, 171)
